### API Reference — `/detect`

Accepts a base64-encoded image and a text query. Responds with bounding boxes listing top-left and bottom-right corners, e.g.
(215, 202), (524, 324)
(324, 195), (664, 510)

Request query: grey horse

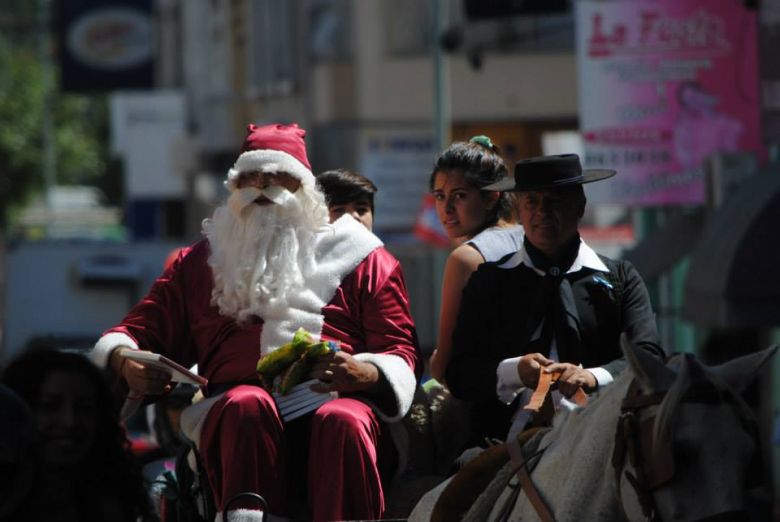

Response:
(410, 340), (776, 522)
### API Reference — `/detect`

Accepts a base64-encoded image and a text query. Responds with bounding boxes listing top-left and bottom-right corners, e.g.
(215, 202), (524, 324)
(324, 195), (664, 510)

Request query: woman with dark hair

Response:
(428, 136), (523, 384)
(316, 168), (378, 230)
(1, 349), (156, 522)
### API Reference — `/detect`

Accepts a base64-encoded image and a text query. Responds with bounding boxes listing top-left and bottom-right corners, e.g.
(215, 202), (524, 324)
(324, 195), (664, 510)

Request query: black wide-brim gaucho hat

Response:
(484, 153), (616, 191)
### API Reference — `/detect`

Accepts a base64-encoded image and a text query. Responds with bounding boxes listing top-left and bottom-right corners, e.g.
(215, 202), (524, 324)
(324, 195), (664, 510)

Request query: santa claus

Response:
(92, 123), (421, 522)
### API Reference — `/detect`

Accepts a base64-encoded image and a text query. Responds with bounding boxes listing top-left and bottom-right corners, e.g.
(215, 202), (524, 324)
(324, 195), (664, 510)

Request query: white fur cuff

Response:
(91, 332), (138, 368)
(353, 353), (417, 422)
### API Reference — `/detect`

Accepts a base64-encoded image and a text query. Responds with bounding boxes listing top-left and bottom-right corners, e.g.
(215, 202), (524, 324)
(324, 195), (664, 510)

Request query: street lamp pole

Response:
(37, 0), (56, 226)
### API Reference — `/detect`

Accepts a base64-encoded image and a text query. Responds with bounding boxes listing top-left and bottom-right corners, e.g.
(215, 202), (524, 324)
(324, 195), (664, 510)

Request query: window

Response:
(308, 0), (351, 61)
(384, 0), (433, 56)
(247, 0), (298, 96)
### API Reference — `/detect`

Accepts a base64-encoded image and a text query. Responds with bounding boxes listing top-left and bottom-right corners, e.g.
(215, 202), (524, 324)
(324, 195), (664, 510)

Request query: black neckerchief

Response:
(524, 234), (581, 276)
(523, 234), (583, 361)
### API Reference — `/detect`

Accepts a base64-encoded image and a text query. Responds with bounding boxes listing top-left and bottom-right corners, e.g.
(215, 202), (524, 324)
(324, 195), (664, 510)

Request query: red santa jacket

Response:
(94, 216), (421, 422)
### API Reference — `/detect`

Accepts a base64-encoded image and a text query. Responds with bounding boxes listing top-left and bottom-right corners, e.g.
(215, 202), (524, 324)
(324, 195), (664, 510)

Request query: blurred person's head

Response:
(1, 349), (117, 469)
(429, 136), (513, 241)
(316, 169), (377, 230)
(484, 154), (615, 257)
(203, 123), (330, 324)
(1, 349), (154, 522)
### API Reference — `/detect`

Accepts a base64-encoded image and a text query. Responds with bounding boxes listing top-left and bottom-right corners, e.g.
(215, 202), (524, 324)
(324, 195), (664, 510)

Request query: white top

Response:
(467, 225), (524, 262)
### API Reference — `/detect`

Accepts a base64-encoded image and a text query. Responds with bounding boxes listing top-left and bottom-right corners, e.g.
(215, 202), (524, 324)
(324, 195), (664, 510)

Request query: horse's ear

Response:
(621, 334), (674, 393)
(707, 345), (778, 393)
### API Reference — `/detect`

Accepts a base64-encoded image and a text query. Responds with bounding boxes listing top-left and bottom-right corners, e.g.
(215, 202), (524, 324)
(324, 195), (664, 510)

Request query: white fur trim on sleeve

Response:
(352, 353), (416, 422)
(91, 332), (138, 368)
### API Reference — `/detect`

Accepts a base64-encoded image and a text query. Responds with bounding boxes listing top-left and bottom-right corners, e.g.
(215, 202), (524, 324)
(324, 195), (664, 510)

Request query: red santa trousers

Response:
(199, 385), (389, 521)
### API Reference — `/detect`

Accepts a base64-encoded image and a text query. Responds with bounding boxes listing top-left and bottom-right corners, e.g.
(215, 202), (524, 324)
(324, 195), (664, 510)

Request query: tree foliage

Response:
(0, 30), (110, 230)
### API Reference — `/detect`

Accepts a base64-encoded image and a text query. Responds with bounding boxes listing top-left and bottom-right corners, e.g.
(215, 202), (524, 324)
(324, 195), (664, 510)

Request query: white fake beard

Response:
(203, 186), (328, 324)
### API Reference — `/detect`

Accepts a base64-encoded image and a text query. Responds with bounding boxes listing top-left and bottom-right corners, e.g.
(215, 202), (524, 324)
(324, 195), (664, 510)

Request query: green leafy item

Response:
(278, 340), (333, 394)
(256, 328), (337, 394)
(256, 328), (311, 384)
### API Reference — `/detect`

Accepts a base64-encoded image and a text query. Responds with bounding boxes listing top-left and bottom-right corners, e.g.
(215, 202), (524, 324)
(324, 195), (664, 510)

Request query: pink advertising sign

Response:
(576, 0), (764, 205)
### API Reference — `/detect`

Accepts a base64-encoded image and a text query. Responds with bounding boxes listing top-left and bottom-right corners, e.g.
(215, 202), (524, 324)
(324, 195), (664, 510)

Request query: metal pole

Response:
(429, 0), (451, 364)
(38, 0), (56, 227)
(432, 0), (450, 151)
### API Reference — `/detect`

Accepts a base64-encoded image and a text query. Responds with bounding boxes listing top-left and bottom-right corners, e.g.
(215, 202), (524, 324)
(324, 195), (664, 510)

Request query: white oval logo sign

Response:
(67, 8), (153, 71)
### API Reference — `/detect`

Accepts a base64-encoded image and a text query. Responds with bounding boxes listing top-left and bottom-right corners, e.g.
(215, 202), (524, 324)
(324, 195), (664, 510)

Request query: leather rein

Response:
(505, 369), (588, 522)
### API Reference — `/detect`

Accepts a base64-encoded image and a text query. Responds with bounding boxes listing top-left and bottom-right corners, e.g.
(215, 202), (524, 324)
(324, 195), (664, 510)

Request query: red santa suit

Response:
(92, 215), (421, 522)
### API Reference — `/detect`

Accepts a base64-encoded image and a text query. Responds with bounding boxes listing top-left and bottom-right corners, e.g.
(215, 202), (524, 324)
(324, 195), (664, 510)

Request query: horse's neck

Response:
(545, 373), (629, 454)
(525, 375), (632, 520)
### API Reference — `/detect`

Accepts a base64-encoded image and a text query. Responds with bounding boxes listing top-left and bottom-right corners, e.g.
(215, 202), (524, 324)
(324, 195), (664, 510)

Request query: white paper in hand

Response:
(122, 350), (208, 387)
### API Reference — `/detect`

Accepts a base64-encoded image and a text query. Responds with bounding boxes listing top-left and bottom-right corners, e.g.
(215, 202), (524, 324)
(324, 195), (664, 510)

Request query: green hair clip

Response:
(469, 135), (494, 149)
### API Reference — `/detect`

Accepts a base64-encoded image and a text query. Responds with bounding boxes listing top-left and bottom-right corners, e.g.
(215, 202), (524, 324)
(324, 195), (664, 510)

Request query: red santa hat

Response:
(225, 123), (315, 191)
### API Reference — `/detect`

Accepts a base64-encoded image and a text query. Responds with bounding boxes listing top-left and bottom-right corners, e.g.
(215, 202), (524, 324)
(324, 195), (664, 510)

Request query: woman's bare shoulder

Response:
(447, 243), (485, 273)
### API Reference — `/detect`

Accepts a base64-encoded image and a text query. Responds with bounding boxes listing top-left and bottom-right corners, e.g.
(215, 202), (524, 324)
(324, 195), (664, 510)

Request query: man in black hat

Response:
(445, 154), (665, 443)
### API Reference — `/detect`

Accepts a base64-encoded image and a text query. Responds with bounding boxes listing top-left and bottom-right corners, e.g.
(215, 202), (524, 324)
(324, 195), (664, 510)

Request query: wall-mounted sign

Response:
(110, 91), (186, 198)
(576, 0), (764, 205)
(359, 128), (436, 231)
(58, 0), (154, 92)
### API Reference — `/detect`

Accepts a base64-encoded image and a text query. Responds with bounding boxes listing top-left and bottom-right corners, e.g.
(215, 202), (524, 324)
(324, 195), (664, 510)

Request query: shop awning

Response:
(682, 170), (780, 328)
